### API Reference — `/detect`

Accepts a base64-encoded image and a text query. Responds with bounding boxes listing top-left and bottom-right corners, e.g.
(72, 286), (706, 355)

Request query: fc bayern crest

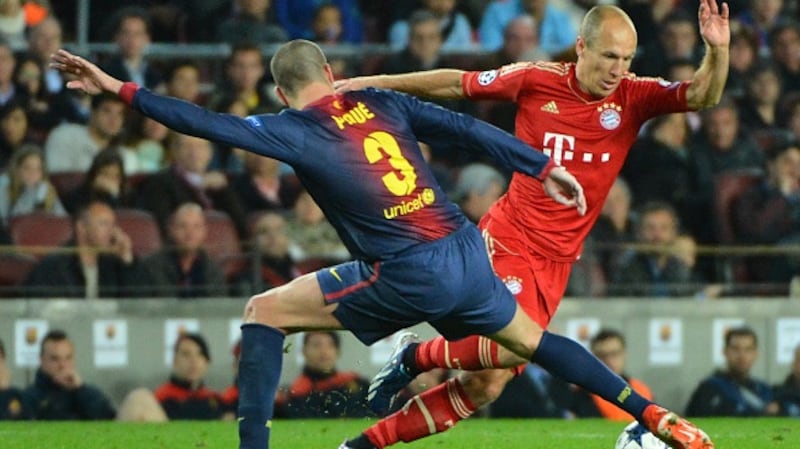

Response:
(477, 70), (498, 86)
(503, 276), (523, 295)
(599, 108), (621, 130)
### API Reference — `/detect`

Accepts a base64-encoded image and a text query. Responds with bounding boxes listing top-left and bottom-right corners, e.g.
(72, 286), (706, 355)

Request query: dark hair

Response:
(91, 92), (125, 111)
(82, 147), (127, 197)
(113, 6), (151, 36)
(40, 329), (69, 356)
(0, 337), (5, 358)
(228, 42), (264, 66)
(725, 326), (757, 347)
(769, 21), (800, 49)
(590, 328), (626, 348)
(164, 60), (200, 84)
(303, 331), (340, 349)
(637, 201), (680, 231)
(175, 332), (211, 361)
(767, 140), (800, 161)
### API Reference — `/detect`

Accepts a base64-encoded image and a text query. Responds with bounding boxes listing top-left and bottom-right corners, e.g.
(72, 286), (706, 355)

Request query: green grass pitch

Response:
(0, 418), (796, 448)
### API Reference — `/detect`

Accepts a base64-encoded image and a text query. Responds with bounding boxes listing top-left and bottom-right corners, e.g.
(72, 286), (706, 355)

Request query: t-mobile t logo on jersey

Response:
(542, 132), (611, 165)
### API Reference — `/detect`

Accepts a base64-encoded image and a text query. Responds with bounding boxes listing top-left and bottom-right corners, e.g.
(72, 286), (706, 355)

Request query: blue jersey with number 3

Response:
(131, 87), (552, 260)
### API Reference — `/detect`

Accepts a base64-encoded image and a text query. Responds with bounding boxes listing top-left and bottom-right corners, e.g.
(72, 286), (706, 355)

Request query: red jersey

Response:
(463, 62), (691, 262)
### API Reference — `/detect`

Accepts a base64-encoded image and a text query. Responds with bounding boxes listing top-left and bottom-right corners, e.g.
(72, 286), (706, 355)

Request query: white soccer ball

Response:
(614, 421), (671, 449)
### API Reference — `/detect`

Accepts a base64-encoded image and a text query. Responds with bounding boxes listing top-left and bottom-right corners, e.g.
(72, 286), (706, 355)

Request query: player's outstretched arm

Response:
(543, 166), (587, 216)
(50, 49), (124, 96)
(334, 69), (466, 100)
(686, 0), (730, 109)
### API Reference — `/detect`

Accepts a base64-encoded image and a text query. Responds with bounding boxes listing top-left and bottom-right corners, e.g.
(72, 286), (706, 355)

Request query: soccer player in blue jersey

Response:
(51, 40), (708, 449)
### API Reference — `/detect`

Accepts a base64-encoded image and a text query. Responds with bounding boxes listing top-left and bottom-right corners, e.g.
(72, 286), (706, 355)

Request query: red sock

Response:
(364, 378), (476, 449)
(415, 335), (500, 371)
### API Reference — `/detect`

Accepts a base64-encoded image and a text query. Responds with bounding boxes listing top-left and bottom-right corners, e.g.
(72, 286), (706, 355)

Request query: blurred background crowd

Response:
(0, 0), (797, 298)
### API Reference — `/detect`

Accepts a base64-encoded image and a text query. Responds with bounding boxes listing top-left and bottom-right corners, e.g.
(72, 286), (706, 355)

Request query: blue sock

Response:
(238, 324), (285, 449)
(531, 331), (651, 421)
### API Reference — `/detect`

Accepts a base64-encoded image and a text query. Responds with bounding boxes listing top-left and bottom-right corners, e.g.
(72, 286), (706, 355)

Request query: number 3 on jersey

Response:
(363, 131), (417, 196)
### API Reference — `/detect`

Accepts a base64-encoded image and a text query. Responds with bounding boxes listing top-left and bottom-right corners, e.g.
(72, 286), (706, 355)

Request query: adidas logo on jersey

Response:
(540, 101), (559, 114)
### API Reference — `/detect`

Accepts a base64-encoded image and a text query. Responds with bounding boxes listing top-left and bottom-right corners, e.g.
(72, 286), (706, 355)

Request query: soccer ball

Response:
(614, 421), (671, 449)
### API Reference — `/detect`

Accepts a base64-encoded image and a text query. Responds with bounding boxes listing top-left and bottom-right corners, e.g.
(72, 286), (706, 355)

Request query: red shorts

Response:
(478, 214), (572, 329)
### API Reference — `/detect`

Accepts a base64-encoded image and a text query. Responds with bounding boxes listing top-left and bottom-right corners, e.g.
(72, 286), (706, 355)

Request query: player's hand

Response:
(543, 166), (587, 216)
(50, 49), (124, 95)
(333, 76), (374, 94)
(698, 0), (730, 48)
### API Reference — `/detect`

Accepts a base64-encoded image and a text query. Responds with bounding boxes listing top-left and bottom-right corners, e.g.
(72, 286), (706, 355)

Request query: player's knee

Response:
(243, 289), (283, 327)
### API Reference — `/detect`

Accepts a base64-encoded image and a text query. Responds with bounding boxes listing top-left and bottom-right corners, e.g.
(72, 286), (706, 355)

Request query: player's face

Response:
(40, 339), (75, 380)
(302, 333), (339, 374)
(172, 338), (209, 384)
(576, 17), (636, 98)
(724, 335), (758, 378)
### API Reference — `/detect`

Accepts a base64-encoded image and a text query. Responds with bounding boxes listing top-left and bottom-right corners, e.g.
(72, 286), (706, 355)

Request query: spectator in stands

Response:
(451, 162), (507, 223)
(14, 55), (59, 137)
(286, 190), (349, 263)
(207, 43), (280, 115)
(137, 132), (248, 239)
(103, 8), (161, 90)
(274, 0), (362, 43)
(607, 201), (697, 297)
(590, 177), (635, 279)
(209, 97), (249, 173)
(623, 113), (694, 210)
(62, 148), (130, 215)
(234, 211), (302, 295)
(770, 22), (800, 93)
(154, 332), (226, 420)
(143, 202), (227, 298)
(0, 40), (18, 108)
(572, 328), (653, 420)
(310, 4), (345, 45)
(164, 60), (203, 105)
(0, 101), (34, 171)
(489, 362), (574, 418)
(733, 142), (800, 284)
(479, 0), (576, 55)
(737, 0), (785, 56)
(725, 23), (760, 99)
(479, 15), (547, 69)
(23, 197), (145, 298)
(0, 144), (65, 225)
(45, 93), (127, 173)
(274, 331), (370, 418)
(381, 10), (475, 116)
(389, 0), (474, 51)
(231, 151), (299, 216)
(737, 63), (782, 133)
(0, 0), (28, 47)
(774, 343), (800, 417)
(0, 337), (31, 420)
(686, 96), (764, 246)
(216, 0), (286, 46)
(22, 329), (116, 420)
(686, 326), (779, 417)
(25, 16), (63, 95)
(119, 110), (165, 173)
(634, 10), (702, 78)
(177, 0), (232, 42)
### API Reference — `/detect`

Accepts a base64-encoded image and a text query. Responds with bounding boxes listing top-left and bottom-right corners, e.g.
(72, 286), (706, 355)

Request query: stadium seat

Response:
(49, 171), (85, 198)
(0, 253), (37, 296)
(9, 213), (73, 258)
(203, 210), (243, 280)
(115, 208), (162, 257)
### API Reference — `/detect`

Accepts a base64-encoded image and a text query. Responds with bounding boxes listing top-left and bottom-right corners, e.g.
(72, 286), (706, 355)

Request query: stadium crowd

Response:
(0, 1), (795, 298)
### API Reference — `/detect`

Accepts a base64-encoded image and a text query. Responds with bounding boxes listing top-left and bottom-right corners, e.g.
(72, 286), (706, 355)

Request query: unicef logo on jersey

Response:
(477, 70), (498, 86)
(599, 108), (621, 130)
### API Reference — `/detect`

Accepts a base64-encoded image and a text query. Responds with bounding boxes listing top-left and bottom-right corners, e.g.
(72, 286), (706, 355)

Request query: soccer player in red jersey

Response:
(336, 1), (728, 449)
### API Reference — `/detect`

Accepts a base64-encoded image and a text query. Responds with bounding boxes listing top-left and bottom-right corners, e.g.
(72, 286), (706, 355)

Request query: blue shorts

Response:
(318, 224), (518, 345)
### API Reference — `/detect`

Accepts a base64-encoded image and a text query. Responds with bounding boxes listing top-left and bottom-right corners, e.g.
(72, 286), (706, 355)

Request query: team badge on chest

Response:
(597, 102), (622, 130)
